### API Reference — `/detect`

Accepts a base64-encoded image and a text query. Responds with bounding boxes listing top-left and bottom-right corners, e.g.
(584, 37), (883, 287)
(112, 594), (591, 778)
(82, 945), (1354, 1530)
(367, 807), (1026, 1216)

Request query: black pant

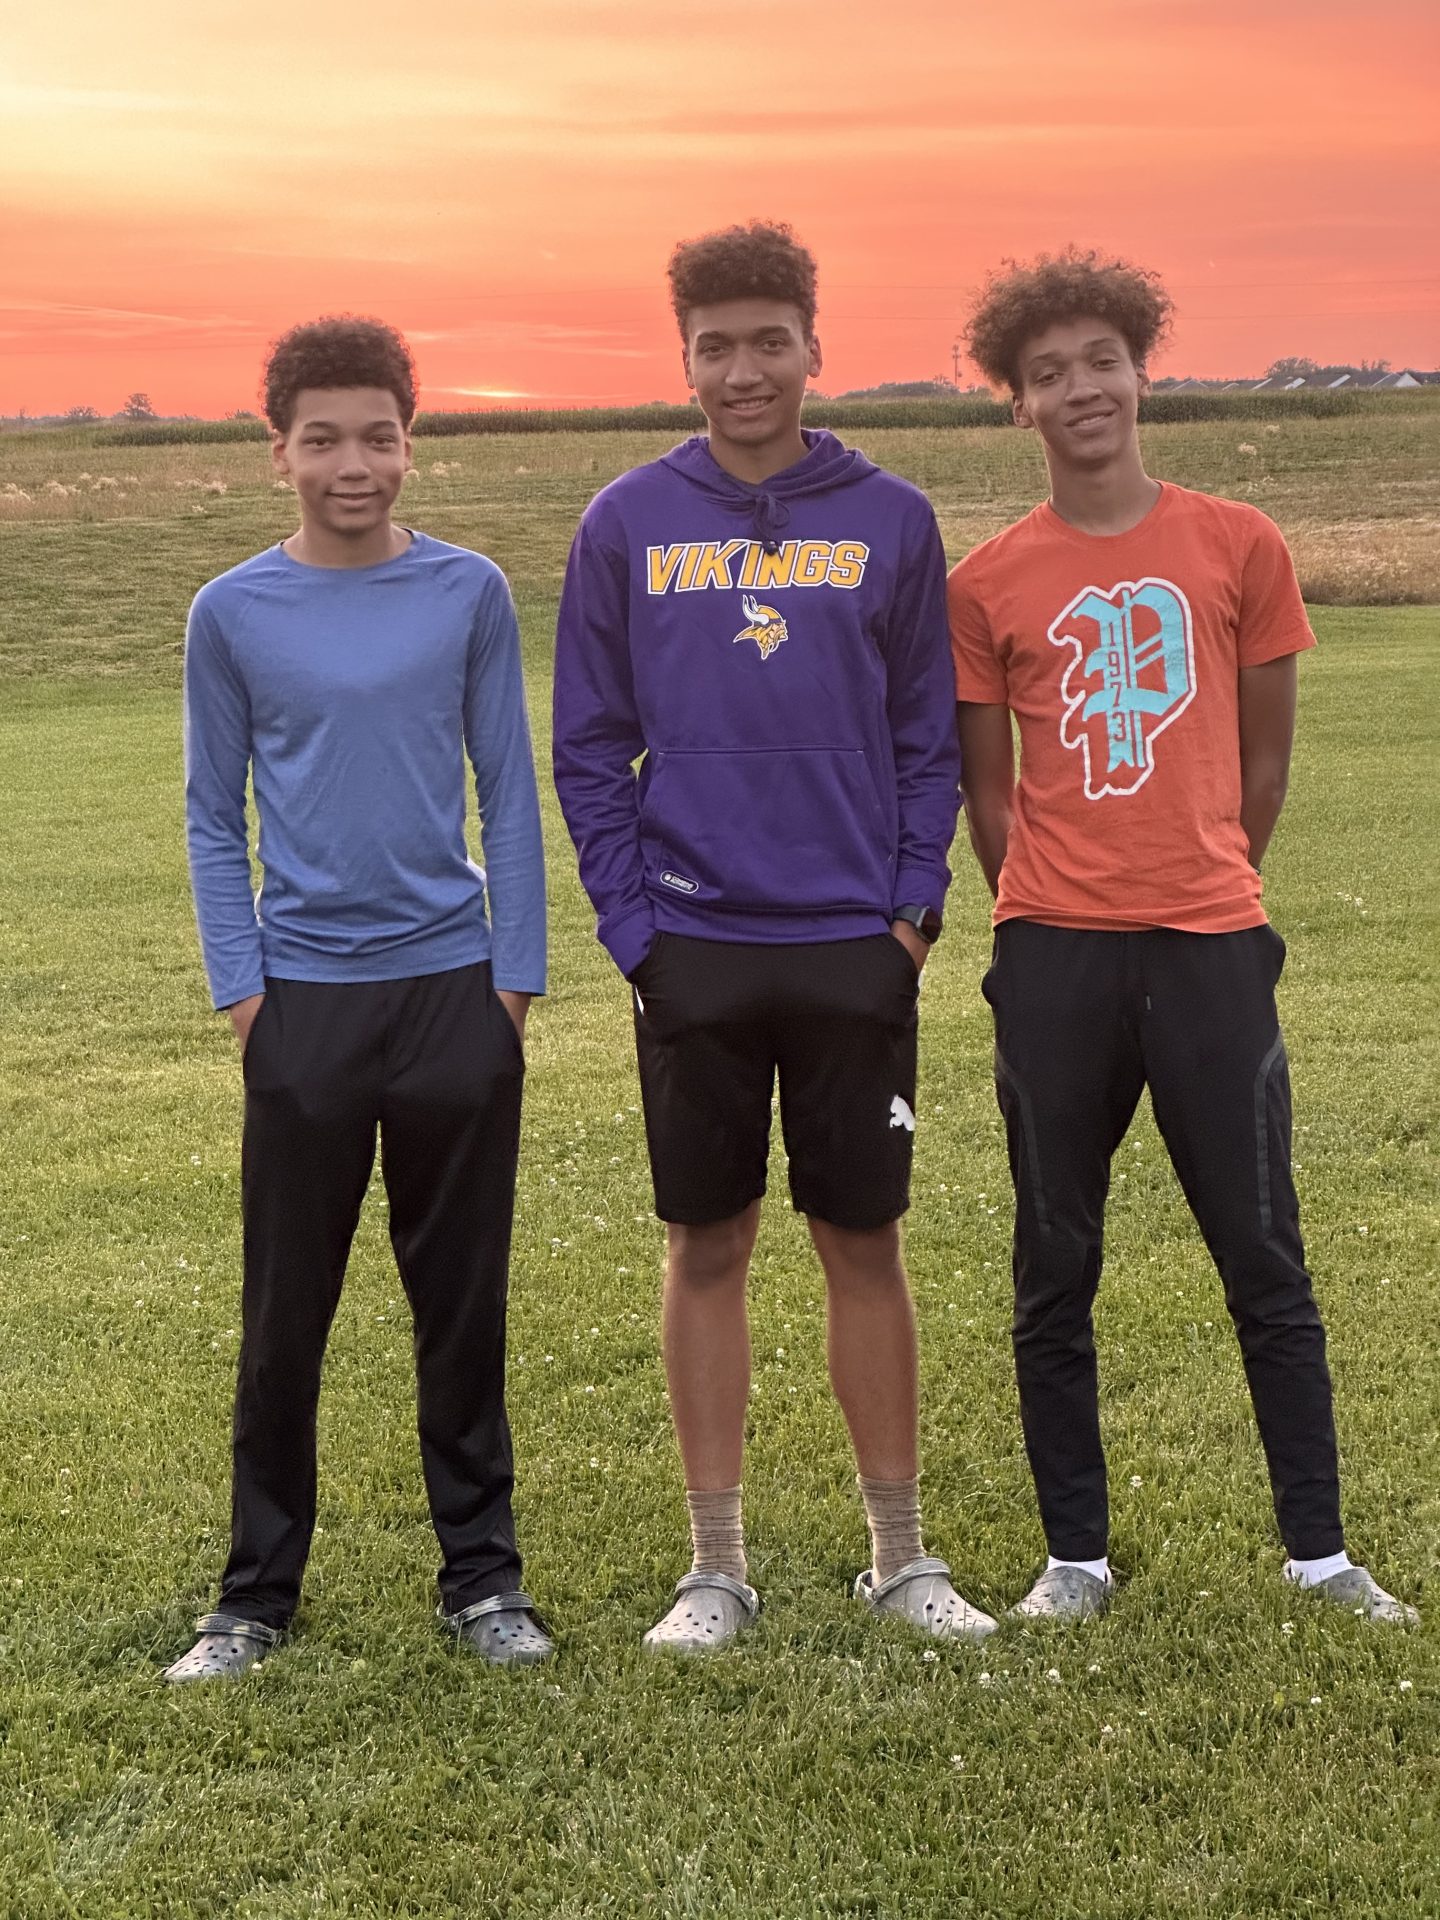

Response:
(220, 963), (526, 1629)
(984, 921), (1342, 1564)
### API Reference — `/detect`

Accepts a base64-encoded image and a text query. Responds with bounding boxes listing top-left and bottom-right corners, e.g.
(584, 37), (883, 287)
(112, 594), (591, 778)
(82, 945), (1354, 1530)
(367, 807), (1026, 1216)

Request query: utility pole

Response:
(951, 339), (964, 389)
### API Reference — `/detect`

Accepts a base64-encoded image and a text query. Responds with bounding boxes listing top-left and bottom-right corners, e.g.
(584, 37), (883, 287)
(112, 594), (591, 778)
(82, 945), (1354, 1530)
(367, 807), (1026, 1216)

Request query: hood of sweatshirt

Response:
(658, 429), (878, 553)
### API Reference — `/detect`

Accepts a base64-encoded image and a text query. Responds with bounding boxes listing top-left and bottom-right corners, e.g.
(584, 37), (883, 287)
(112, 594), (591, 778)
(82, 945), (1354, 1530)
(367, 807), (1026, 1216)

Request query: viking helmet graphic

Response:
(734, 592), (789, 660)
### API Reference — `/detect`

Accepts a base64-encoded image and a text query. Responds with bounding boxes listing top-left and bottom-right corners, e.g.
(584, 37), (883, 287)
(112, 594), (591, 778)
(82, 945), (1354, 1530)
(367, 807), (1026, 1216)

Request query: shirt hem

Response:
(652, 899), (892, 945)
(994, 904), (1269, 934)
(257, 929), (494, 987)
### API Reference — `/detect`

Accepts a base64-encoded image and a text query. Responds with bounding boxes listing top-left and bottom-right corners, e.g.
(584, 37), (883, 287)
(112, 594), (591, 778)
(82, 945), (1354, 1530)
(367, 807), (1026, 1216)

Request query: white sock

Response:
(1048, 1554), (1111, 1585)
(1284, 1550), (1352, 1587)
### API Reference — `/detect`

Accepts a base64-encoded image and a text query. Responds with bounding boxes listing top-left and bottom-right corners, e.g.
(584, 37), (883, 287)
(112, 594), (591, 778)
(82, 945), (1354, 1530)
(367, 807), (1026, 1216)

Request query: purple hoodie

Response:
(553, 430), (961, 978)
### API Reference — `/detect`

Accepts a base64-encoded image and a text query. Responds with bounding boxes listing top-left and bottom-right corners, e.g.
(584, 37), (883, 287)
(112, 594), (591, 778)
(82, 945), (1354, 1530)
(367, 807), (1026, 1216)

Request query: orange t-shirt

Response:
(948, 483), (1315, 932)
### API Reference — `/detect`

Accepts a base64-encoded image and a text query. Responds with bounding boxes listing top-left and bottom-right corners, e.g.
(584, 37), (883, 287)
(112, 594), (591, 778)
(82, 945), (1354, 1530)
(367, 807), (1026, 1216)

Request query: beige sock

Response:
(858, 1475), (924, 1584)
(686, 1485), (747, 1584)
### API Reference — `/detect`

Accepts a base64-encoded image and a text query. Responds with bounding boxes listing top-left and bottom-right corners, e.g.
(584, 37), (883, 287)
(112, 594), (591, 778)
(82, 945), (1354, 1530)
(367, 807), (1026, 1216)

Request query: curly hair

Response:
(262, 316), (418, 433)
(667, 221), (818, 338)
(964, 248), (1173, 394)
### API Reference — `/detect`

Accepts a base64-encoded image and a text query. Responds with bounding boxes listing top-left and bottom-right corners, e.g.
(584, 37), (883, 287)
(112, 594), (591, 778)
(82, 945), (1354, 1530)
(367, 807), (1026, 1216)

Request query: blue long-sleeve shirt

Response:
(183, 532), (546, 1009)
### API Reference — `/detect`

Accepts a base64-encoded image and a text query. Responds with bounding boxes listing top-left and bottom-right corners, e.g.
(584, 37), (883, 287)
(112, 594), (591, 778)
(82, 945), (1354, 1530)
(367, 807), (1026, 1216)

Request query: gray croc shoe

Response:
(1305, 1566), (1419, 1627)
(854, 1556), (997, 1641)
(443, 1591), (555, 1666)
(1008, 1565), (1112, 1622)
(643, 1571), (761, 1654)
(163, 1612), (283, 1685)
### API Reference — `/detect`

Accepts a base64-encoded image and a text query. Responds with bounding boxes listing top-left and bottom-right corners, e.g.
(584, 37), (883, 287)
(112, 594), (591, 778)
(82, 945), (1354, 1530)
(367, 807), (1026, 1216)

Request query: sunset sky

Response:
(3, 0), (1437, 415)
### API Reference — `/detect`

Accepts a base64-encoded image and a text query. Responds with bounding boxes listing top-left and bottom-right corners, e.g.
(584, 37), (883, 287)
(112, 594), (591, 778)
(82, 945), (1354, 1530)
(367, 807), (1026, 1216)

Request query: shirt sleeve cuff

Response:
(214, 976), (266, 1012)
(599, 904), (658, 981)
(492, 973), (547, 997)
(892, 865), (948, 918)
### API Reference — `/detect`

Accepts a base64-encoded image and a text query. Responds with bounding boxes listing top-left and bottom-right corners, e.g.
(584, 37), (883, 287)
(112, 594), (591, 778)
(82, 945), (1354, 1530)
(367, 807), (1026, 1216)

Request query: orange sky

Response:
(2, 0), (1437, 415)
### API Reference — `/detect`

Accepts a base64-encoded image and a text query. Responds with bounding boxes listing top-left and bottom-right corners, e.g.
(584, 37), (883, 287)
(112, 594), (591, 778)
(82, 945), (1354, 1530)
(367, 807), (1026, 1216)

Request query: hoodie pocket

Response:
(639, 747), (894, 915)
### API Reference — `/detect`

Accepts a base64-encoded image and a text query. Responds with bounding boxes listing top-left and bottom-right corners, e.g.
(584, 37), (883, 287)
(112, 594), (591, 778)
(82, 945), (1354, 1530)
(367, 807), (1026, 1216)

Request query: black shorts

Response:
(631, 933), (920, 1229)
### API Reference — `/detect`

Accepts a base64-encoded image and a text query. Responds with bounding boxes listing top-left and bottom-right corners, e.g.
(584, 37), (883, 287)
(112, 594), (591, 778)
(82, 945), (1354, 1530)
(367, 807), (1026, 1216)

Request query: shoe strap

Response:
(865, 1556), (953, 1604)
(194, 1612), (283, 1646)
(444, 1591), (537, 1629)
(673, 1570), (760, 1615)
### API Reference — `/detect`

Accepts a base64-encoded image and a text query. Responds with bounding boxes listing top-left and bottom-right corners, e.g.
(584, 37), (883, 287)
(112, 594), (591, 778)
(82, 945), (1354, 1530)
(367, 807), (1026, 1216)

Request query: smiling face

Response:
(1012, 318), (1147, 473)
(271, 387), (411, 543)
(682, 297), (821, 479)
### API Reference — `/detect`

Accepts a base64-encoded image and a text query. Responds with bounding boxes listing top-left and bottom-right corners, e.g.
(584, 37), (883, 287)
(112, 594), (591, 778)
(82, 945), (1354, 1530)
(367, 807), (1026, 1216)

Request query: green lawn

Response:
(0, 590), (1435, 1915)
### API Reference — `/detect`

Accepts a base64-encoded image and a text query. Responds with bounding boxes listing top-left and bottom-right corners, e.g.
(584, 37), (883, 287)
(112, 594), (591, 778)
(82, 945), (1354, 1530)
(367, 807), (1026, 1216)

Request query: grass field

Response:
(0, 415), (1437, 1917)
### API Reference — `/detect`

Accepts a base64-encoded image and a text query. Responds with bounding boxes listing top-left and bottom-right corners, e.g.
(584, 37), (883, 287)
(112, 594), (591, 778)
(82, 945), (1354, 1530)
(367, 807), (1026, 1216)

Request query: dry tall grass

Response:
(2, 408), (1437, 610)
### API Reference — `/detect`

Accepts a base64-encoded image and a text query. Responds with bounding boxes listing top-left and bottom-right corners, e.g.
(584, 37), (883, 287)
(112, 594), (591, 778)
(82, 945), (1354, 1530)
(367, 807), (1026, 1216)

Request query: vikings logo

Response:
(733, 593), (789, 660)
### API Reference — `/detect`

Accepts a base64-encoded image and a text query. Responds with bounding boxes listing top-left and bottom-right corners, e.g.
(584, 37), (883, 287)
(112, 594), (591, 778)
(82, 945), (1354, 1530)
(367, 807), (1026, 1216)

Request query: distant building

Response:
(1308, 369), (1431, 391)
(1143, 369), (1438, 397)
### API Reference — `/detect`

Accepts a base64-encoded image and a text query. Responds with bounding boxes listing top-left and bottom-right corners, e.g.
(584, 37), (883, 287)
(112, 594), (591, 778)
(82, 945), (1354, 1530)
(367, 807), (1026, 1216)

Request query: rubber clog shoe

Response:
(163, 1612), (283, 1684)
(1007, 1565), (1112, 1623)
(1305, 1566), (1419, 1627)
(643, 1571), (761, 1653)
(855, 1556), (997, 1641)
(443, 1591), (555, 1666)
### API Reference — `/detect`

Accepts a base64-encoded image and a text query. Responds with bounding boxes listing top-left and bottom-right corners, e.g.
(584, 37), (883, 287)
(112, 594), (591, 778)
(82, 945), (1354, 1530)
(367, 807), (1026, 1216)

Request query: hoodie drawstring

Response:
(753, 491), (791, 555)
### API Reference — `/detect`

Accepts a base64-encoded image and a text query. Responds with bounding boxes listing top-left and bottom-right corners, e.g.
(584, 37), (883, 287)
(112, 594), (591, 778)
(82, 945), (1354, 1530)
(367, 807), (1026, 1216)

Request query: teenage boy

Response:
(168, 317), (552, 1682)
(553, 221), (992, 1651)
(948, 249), (1416, 1625)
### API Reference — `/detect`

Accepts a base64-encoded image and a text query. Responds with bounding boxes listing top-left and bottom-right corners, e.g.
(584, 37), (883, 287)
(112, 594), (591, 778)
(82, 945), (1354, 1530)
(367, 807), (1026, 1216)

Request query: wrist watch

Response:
(893, 904), (943, 944)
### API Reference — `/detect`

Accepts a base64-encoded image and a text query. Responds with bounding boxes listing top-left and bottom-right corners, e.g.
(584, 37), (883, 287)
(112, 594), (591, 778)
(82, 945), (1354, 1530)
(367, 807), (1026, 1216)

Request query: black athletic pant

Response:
(983, 920), (1342, 1564)
(220, 962), (526, 1629)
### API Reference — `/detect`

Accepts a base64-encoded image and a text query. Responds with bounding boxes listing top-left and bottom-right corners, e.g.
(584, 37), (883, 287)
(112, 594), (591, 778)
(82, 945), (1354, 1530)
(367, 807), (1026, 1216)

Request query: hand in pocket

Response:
(229, 993), (265, 1055)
